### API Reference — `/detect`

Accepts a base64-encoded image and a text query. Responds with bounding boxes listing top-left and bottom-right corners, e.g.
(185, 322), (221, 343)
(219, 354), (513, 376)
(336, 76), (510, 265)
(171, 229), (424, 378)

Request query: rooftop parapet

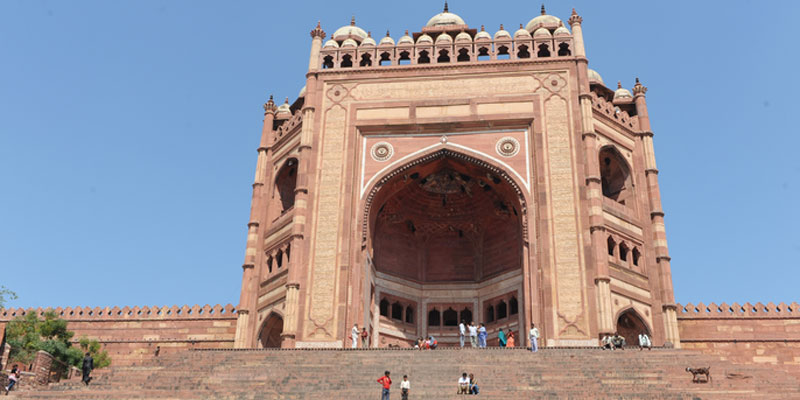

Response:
(677, 302), (800, 318)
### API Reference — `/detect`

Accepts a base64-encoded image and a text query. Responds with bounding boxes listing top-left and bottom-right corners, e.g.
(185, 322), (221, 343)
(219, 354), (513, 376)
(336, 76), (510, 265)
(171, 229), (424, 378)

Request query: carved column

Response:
(280, 23), (325, 348)
(234, 97), (277, 348)
(633, 79), (680, 348)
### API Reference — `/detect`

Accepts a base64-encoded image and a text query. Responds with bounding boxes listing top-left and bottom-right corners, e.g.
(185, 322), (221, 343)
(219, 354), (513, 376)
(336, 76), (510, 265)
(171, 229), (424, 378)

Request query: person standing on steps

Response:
(506, 330), (515, 347)
(498, 328), (507, 348)
(4, 365), (19, 394)
(459, 319), (466, 348)
(82, 352), (94, 385)
(638, 332), (652, 351)
(377, 370), (392, 400)
(478, 323), (487, 348)
(468, 321), (478, 348)
(529, 323), (540, 352)
(351, 324), (359, 348)
(400, 374), (410, 400)
(361, 327), (370, 348)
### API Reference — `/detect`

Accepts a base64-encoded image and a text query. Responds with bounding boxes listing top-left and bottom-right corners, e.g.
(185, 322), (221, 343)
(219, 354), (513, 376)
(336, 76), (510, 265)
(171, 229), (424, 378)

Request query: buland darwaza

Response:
(233, 4), (681, 350)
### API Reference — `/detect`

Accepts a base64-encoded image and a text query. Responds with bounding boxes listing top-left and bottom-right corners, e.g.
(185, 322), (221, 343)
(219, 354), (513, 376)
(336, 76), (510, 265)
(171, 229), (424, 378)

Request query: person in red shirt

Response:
(377, 370), (392, 400)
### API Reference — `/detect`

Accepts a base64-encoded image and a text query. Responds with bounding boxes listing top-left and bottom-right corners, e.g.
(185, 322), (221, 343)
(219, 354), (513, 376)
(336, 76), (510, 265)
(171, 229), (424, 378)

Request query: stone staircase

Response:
(10, 347), (800, 399)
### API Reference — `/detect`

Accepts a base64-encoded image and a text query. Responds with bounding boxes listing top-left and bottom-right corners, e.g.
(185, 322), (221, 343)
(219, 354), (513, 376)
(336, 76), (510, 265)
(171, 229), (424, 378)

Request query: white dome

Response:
(277, 98), (291, 114)
(435, 33), (453, 44)
(379, 33), (395, 46)
(614, 82), (633, 99)
(333, 17), (368, 42)
(455, 31), (472, 42)
(398, 30), (414, 45)
(298, 85), (306, 98)
(525, 6), (562, 32)
(533, 27), (552, 38)
(323, 39), (339, 48)
(475, 26), (492, 41)
(416, 34), (434, 44)
(361, 34), (376, 47)
(341, 38), (358, 48)
(426, 3), (466, 27)
(514, 24), (531, 38)
(587, 69), (604, 85)
(554, 24), (570, 37)
(494, 25), (511, 40)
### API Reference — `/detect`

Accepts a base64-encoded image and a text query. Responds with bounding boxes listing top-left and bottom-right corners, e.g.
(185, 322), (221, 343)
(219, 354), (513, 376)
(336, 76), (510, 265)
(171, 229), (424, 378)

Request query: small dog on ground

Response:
(686, 367), (711, 383)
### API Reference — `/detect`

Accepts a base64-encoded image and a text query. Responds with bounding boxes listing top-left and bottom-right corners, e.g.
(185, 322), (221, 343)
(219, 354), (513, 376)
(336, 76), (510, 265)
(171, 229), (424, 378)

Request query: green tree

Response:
(0, 285), (17, 309)
(5, 310), (104, 369)
(78, 337), (111, 369)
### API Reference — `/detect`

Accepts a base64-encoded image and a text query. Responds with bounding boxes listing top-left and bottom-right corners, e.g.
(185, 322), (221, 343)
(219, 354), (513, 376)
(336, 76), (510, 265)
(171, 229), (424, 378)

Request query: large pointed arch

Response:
(258, 312), (284, 348)
(615, 308), (651, 347)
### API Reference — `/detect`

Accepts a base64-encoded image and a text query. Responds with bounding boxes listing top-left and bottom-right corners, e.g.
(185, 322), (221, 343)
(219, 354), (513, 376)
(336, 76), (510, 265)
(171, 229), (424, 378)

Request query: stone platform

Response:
(10, 347), (800, 399)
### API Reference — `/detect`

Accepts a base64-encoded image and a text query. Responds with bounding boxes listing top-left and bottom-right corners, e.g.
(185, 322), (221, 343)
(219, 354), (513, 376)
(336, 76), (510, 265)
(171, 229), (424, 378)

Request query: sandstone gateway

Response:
(2, 4), (799, 381)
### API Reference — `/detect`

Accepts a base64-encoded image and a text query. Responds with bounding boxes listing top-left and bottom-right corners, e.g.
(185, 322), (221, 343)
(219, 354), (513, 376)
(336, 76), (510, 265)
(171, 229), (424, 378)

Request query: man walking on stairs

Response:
(82, 352), (94, 385)
(377, 370), (392, 400)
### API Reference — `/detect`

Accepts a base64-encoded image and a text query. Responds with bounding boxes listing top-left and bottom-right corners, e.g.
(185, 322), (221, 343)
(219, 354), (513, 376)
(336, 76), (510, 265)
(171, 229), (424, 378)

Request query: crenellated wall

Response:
(0, 304), (237, 366)
(677, 302), (800, 378)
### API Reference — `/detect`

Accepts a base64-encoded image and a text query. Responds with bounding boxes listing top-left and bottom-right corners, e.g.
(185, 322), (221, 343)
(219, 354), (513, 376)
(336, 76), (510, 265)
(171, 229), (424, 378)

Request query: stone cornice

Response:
(315, 56), (579, 76)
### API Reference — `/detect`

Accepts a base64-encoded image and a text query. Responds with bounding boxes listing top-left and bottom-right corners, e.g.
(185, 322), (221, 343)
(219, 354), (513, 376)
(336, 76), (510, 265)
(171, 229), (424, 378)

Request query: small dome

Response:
(361, 33), (376, 47)
(298, 85), (307, 98)
(533, 27), (552, 38)
(554, 24), (570, 37)
(341, 38), (358, 48)
(323, 39), (339, 49)
(514, 24), (531, 38)
(475, 25), (491, 41)
(455, 31), (472, 42)
(614, 82), (633, 100)
(435, 33), (453, 44)
(398, 30), (414, 45)
(416, 34), (434, 44)
(277, 98), (291, 114)
(379, 32), (395, 46)
(426, 2), (466, 27)
(333, 17), (368, 42)
(494, 24), (511, 40)
(525, 5), (562, 32)
(587, 69), (604, 85)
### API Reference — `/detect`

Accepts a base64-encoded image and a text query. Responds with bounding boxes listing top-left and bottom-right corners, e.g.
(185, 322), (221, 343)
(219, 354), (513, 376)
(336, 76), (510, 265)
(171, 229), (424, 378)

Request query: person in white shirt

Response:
(638, 332), (652, 350)
(468, 321), (478, 348)
(457, 372), (470, 394)
(529, 323), (540, 352)
(351, 324), (359, 348)
(400, 375), (411, 400)
(458, 320), (466, 348)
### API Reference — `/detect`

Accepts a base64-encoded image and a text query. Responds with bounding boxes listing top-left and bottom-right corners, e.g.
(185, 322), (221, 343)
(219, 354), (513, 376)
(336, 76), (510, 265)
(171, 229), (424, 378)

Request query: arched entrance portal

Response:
(616, 309), (649, 347)
(258, 313), (284, 348)
(366, 150), (526, 347)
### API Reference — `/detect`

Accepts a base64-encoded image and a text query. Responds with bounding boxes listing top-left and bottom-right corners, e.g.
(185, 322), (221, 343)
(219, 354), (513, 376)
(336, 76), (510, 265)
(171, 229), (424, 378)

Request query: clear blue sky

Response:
(1, 1), (798, 309)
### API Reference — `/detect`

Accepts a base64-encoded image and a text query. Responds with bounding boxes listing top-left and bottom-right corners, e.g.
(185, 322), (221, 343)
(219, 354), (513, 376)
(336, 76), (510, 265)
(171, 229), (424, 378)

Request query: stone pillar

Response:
(234, 97), (278, 348)
(568, 9), (586, 58)
(281, 23), (325, 348)
(1, 343), (10, 370)
(633, 79), (680, 348)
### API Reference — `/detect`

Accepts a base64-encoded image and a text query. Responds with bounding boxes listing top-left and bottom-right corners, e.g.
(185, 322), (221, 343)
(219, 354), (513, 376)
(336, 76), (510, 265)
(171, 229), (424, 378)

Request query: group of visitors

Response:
(351, 324), (370, 348)
(457, 320), (537, 350)
(457, 372), (480, 395)
(413, 336), (437, 350)
(3, 365), (19, 395)
(601, 332), (652, 350)
(376, 371), (412, 400)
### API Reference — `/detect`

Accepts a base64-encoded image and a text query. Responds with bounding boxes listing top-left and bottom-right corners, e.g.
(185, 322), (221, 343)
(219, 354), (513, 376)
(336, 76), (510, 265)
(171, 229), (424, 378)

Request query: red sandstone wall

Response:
(677, 302), (800, 378)
(0, 304), (237, 367)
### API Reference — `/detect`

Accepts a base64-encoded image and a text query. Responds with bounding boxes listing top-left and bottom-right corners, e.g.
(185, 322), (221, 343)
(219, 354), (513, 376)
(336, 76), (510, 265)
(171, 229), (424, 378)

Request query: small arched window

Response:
(486, 305), (495, 322)
(275, 158), (298, 213)
(437, 49), (450, 63)
(477, 47), (490, 61)
(457, 48), (470, 62)
(360, 53), (372, 67)
(443, 307), (458, 326)
(497, 300), (507, 320)
(632, 248), (641, 266)
(266, 255), (273, 273)
(509, 297), (519, 315)
(537, 44), (550, 57)
(460, 307), (472, 324)
(405, 306), (414, 323)
(398, 51), (411, 65)
(379, 52), (391, 66)
(276, 249), (284, 268)
(599, 147), (633, 205)
(607, 236), (616, 256)
(428, 308), (441, 326)
(497, 45), (510, 60)
(391, 302), (403, 320)
(379, 298), (389, 317)
(418, 50), (431, 64)
(322, 55), (334, 69)
(340, 54), (353, 68)
(517, 45), (530, 59)
(557, 43), (571, 56)
(619, 243), (629, 263)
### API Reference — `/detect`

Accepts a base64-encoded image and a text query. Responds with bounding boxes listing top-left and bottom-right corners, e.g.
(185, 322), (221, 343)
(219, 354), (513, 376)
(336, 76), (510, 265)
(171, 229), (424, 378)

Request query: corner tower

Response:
(235, 5), (679, 349)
